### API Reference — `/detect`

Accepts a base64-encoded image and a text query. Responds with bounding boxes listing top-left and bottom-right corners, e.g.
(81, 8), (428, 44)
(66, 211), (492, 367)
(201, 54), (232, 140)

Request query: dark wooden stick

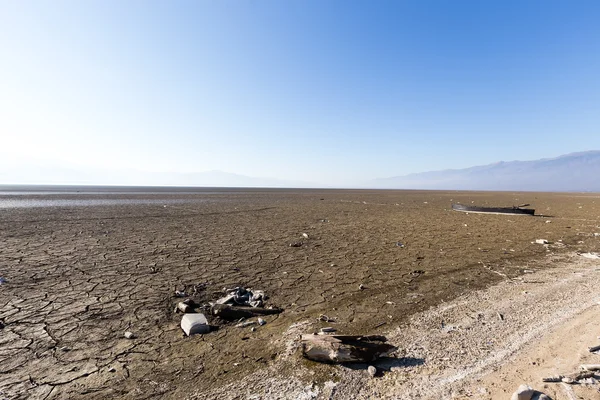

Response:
(211, 304), (282, 320)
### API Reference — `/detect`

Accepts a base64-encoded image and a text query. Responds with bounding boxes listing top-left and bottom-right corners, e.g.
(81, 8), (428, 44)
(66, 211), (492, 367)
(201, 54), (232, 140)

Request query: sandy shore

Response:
(1, 189), (600, 399)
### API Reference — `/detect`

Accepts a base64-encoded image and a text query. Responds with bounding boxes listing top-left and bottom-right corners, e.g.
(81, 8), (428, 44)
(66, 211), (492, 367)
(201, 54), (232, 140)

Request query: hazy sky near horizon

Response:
(1, 0), (600, 185)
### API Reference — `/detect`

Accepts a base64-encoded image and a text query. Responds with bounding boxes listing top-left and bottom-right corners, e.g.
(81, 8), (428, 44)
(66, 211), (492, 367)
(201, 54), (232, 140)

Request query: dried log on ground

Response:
(211, 304), (282, 320)
(301, 334), (397, 363)
(581, 364), (600, 371)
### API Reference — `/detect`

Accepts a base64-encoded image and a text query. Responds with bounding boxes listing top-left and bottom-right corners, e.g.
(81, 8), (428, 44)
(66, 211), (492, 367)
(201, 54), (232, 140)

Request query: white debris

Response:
(535, 239), (549, 245)
(511, 384), (534, 400)
(124, 331), (135, 339)
(302, 233), (309, 239)
(181, 313), (210, 336)
(367, 365), (377, 378)
(258, 318), (266, 326)
(580, 252), (600, 259)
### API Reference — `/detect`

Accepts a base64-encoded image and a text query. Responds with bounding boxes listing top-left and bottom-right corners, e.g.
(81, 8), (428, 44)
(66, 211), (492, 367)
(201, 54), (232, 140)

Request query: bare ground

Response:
(1, 189), (600, 399)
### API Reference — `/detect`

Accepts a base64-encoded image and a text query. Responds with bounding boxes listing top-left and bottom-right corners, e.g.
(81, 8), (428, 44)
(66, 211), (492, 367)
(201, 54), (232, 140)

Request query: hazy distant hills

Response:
(3, 151), (600, 192)
(371, 151), (600, 192)
(0, 166), (313, 188)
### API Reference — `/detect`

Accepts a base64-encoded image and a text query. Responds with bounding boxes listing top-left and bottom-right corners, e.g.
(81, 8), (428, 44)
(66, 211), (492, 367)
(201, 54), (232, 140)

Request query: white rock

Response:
(235, 320), (256, 328)
(511, 384), (534, 400)
(535, 239), (548, 245)
(302, 233), (309, 239)
(257, 318), (266, 326)
(124, 331), (135, 339)
(177, 302), (192, 313)
(367, 365), (377, 377)
(181, 313), (210, 336)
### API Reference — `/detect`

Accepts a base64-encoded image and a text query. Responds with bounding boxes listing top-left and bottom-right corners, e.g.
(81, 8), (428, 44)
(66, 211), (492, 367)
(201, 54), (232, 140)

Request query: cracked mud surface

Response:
(1, 189), (599, 399)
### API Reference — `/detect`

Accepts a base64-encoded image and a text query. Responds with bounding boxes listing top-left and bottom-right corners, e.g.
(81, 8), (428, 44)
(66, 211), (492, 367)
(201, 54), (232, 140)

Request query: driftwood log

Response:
(301, 334), (397, 363)
(581, 364), (600, 371)
(211, 304), (283, 320)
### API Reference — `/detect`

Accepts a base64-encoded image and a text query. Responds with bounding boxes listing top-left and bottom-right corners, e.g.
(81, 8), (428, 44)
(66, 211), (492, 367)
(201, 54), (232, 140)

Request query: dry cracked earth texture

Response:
(1, 189), (600, 399)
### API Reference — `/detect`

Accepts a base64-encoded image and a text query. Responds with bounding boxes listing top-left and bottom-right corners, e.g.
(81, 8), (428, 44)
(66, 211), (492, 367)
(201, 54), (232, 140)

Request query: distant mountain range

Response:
(3, 151), (600, 192)
(370, 151), (600, 192)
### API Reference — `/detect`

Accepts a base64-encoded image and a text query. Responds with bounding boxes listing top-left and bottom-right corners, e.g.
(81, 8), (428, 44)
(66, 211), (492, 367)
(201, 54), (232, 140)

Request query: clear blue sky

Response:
(1, 0), (599, 186)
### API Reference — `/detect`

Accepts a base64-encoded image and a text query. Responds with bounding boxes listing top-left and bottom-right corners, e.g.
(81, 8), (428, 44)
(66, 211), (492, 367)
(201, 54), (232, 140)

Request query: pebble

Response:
(320, 327), (336, 333)
(511, 384), (534, 400)
(174, 290), (186, 297)
(367, 365), (377, 377)
(236, 320), (257, 328)
(107, 367), (116, 373)
(302, 233), (309, 239)
(257, 318), (266, 326)
(124, 331), (135, 339)
(535, 239), (549, 245)
(359, 284), (365, 290)
(177, 302), (192, 313)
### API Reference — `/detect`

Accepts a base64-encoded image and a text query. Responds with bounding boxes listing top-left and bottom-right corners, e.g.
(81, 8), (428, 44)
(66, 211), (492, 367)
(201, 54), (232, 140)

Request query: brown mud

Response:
(1, 189), (599, 399)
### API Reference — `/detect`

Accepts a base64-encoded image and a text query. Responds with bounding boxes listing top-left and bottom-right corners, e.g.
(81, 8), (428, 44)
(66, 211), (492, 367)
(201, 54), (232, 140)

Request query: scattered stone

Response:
(396, 242), (405, 247)
(535, 239), (549, 245)
(320, 327), (336, 333)
(0, 277), (6, 284)
(181, 313), (210, 336)
(290, 242), (303, 247)
(124, 331), (135, 339)
(174, 290), (186, 297)
(302, 233), (309, 239)
(318, 314), (335, 322)
(257, 318), (266, 326)
(250, 327), (256, 332)
(561, 377), (575, 384)
(511, 384), (534, 400)
(359, 284), (365, 290)
(367, 365), (377, 377)
(545, 220), (551, 223)
(107, 367), (116, 373)
(177, 302), (193, 313)
(235, 320), (257, 328)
